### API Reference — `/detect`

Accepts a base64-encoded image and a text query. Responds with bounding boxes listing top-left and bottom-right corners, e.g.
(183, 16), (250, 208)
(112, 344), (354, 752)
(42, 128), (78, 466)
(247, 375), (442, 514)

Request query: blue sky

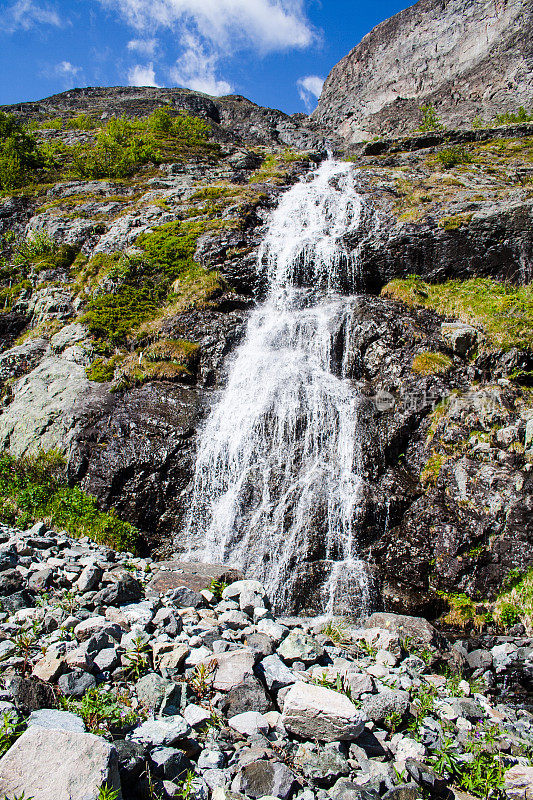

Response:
(0, 0), (410, 113)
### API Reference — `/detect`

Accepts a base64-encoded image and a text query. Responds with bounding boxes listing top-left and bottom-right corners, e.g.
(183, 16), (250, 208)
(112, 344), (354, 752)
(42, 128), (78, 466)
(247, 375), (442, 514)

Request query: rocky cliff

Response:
(0, 87), (531, 624)
(313, 0), (533, 142)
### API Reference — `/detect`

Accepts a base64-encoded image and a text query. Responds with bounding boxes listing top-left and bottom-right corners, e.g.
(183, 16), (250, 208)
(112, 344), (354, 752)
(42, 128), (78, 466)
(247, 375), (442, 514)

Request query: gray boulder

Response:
(233, 760), (298, 800)
(281, 681), (365, 742)
(27, 708), (85, 733)
(0, 726), (121, 799)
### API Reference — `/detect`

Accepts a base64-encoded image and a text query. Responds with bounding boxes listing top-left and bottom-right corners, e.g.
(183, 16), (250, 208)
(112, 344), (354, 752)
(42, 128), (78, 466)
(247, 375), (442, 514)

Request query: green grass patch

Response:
(420, 451), (448, 486)
(438, 213), (473, 230)
(496, 566), (533, 632)
(382, 275), (533, 351)
(0, 450), (139, 552)
(412, 351), (453, 375)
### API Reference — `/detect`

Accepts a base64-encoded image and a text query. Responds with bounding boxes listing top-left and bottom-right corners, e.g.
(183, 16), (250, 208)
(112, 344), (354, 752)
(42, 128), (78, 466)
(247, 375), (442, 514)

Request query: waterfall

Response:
(185, 159), (370, 616)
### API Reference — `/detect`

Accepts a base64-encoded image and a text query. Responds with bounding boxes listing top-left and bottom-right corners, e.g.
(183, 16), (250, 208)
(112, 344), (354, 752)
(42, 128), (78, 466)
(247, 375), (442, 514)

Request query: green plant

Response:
(0, 450), (139, 552)
(175, 770), (196, 800)
(435, 147), (473, 169)
(62, 687), (137, 736)
(312, 671), (356, 703)
(497, 601), (521, 629)
(493, 106), (532, 126)
(354, 639), (377, 658)
(123, 636), (151, 680)
(420, 451), (447, 487)
(0, 712), (24, 756)
(11, 624), (40, 675)
(384, 710), (403, 733)
(188, 661), (217, 701)
(86, 358), (117, 383)
(430, 735), (463, 779)
(407, 684), (437, 737)
(0, 112), (43, 190)
(97, 785), (120, 800)
(320, 619), (350, 647)
(382, 275), (533, 352)
(208, 578), (228, 600)
(418, 104), (443, 132)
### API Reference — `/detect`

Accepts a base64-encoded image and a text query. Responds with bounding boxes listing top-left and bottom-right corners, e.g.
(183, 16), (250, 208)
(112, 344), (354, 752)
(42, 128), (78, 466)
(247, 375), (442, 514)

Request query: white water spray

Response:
(185, 160), (370, 615)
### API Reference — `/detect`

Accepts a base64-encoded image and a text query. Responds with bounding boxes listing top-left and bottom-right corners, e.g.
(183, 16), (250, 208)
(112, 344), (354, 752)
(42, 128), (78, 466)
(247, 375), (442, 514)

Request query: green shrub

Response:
(412, 351), (453, 375)
(493, 106), (532, 126)
(85, 357), (117, 382)
(0, 112), (43, 190)
(0, 450), (139, 552)
(498, 602), (521, 628)
(420, 451), (447, 486)
(71, 117), (160, 180)
(83, 286), (158, 344)
(62, 687), (137, 736)
(417, 104), (443, 132)
(435, 147), (473, 169)
(64, 113), (98, 131)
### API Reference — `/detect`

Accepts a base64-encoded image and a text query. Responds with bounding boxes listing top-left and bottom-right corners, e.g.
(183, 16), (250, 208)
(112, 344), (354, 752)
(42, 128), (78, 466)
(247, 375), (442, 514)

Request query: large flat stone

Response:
(145, 561), (243, 597)
(0, 726), (121, 799)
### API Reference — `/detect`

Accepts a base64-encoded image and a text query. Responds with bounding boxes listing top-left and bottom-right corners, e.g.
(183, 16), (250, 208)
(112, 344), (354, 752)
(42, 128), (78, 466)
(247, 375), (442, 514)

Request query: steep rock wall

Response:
(314, 0), (533, 142)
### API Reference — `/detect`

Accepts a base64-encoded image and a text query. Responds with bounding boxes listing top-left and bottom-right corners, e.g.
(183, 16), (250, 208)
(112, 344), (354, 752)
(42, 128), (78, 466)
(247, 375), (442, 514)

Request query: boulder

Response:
(27, 708), (85, 733)
(281, 681), (365, 741)
(504, 765), (533, 800)
(277, 630), (324, 665)
(233, 760), (298, 800)
(362, 690), (410, 724)
(204, 649), (256, 692)
(440, 323), (478, 358)
(364, 614), (443, 651)
(219, 677), (274, 716)
(228, 711), (270, 736)
(127, 715), (191, 747)
(255, 654), (298, 692)
(0, 726), (121, 799)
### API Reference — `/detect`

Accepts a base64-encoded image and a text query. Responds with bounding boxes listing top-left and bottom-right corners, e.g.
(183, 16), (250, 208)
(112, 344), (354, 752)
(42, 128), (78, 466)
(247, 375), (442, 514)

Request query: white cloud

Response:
(99, 0), (316, 53)
(297, 74), (324, 110)
(128, 62), (160, 87)
(2, 0), (62, 32)
(169, 34), (233, 95)
(54, 60), (80, 78)
(127, 38), (157, 56)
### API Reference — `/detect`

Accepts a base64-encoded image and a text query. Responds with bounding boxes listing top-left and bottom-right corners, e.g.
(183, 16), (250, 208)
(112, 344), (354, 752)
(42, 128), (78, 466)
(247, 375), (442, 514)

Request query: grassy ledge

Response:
(382, 275), (533, 351)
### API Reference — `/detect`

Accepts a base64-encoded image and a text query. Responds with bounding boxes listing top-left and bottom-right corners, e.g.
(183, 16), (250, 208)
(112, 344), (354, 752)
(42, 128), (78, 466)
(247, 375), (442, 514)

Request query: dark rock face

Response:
(314, 0), (533, 142)
(1, 86), (327, 151)
(68, 383), (203, 553)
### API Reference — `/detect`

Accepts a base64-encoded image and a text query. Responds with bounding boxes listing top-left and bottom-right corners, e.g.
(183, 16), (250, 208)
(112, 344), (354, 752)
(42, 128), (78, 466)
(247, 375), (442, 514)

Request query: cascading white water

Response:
(185, 159), (370, 615)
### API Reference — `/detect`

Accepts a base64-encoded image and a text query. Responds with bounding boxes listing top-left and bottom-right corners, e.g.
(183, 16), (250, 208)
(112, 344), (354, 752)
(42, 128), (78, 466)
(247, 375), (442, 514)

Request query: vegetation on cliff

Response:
(0, 450), (139, 552)
(382, 276), (533, 351)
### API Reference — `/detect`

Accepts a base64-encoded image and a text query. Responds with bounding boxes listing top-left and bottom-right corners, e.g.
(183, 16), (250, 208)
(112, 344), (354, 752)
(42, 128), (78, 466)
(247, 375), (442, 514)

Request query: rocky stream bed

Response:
(1, 526), (533, 800)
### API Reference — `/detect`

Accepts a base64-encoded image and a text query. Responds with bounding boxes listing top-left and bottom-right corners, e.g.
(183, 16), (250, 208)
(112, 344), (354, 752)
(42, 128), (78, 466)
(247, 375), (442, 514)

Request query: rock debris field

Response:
(0, 524), (532, 799)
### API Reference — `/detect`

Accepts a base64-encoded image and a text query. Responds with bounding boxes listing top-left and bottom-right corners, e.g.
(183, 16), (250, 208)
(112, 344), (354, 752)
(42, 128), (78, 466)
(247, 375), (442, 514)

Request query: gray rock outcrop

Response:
(314, 0), (533, 141)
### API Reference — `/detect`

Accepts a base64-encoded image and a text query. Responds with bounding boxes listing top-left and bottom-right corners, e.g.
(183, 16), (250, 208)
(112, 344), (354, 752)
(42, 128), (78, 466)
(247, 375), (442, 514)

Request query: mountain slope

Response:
(314, 0), (533, 142)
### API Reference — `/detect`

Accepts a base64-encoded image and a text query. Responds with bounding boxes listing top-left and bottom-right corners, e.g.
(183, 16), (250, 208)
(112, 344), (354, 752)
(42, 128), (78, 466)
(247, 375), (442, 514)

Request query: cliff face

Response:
(0, 87), (531, 617)
(314, 0), (533, 142)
